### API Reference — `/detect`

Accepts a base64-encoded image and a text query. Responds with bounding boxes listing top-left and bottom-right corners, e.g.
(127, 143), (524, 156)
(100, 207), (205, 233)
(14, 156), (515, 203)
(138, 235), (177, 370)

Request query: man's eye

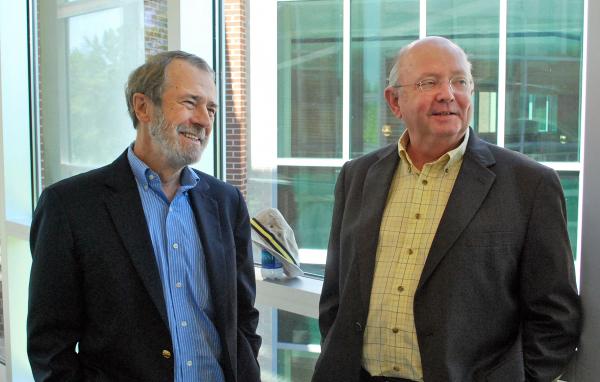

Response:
(419, 79), (437, 89)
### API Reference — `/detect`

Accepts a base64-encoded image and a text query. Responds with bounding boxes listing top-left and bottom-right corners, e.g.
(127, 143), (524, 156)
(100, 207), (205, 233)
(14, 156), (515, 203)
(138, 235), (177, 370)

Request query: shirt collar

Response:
(127, 143), (200, 193)
(397, 128), (469, 172)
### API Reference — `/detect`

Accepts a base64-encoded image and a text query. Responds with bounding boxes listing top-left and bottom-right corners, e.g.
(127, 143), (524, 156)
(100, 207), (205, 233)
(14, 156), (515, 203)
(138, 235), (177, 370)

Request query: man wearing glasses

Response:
(313, 36), (581, 382)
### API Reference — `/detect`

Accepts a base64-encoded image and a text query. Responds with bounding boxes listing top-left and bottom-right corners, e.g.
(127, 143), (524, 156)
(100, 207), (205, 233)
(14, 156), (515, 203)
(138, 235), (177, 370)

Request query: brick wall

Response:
(224, 0), (248, 196)
(144, 0), (168, 57)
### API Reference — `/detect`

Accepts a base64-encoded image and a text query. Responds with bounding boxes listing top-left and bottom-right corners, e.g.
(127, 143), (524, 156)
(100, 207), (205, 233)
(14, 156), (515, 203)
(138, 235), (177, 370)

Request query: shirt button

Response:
(172, 243), (178, 249)
(176, 282), (182, 288)
(422, 179), (428, 185)
(415, 213), (421, 219)
(181, 321), (188, 327)
(186, 360), (193, 367)
(149, 174), (155, 180)
(162, 350), (171, 359)
(408, 248), (413, 255)
(354, 322), (363, 332)
(392, 327), (399, 333)
(393, 366), (400, 372)
(143, 184), (148, 191)
(397, 286), (404, 292)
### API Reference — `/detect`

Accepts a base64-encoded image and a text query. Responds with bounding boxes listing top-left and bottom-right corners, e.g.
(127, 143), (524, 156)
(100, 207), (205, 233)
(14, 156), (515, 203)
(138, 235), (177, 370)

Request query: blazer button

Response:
(162, 350), (172, 359)
(354, 322), (363, 332)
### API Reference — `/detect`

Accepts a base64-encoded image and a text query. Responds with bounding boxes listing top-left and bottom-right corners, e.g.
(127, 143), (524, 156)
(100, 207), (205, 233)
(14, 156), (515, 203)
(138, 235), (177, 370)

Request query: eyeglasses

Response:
(392, 76), (472, 93)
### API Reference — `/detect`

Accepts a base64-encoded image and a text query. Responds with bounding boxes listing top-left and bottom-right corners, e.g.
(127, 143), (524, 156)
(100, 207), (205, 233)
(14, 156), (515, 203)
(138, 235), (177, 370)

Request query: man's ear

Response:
(384, 87), (403, 120)
(132, 93), (154, 125)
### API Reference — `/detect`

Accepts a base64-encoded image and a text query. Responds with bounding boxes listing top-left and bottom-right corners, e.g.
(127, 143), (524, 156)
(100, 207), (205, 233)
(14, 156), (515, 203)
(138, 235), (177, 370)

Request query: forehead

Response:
(163, 59), (216, 99)
(399, 41), (470, 79)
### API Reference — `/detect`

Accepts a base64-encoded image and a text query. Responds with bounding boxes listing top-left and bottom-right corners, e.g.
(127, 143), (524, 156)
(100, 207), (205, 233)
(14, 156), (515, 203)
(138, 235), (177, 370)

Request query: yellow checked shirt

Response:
(361, 129), (469, 381)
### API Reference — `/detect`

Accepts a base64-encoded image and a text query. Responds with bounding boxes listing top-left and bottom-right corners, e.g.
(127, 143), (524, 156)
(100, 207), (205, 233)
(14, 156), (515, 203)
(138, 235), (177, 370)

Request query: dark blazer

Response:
(28, 150), (261, 382)
(313, 131), (581, 382)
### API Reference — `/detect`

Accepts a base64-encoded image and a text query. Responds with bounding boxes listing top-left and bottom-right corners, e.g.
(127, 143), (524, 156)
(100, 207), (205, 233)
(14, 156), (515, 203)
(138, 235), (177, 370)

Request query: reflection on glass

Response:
(247, 166), (336, 274)
(350, 0), (419, 157)
(278, 310), (320, 344)
(67, 8), (139, 167)
(427, 0), (500, 144)
(277, 310), (320, 382)
(4, 236), (34, 380)
(38, 0), (143, 187)
(278, 0), (343, 158)
(277, 166), (337, 273)
(277, 349), (319, 382)
(505, 0), (583, 161)
(256, 305), (320, 382)
(558, 171), (579, 259)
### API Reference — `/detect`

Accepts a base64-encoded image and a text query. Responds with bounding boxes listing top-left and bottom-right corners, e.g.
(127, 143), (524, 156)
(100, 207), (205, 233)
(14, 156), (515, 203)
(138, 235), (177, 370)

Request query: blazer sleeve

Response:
(318, 163), (347, 342)
(233, 188), (262, 367)
(519, 168), (582, 381)
(28, 188), (84, 382)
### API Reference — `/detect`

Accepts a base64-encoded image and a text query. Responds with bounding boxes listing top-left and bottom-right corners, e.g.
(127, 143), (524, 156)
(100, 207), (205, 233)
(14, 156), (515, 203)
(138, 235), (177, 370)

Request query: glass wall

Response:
(427, 0), (500, 143)
(505, 0), (583, 162)
(257, 304), (320, 382)
(247, 0), (585, 280)
(0, 1), (32, 375)
(37, 0), (144, 187)
(278, 1), (343, 159)
(350, 0), (419, 155)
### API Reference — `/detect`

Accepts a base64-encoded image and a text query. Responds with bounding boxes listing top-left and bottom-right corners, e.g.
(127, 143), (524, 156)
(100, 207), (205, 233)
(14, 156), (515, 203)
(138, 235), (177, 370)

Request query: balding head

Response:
(388, 36), (472, 87)
(382, 36), (474, 167)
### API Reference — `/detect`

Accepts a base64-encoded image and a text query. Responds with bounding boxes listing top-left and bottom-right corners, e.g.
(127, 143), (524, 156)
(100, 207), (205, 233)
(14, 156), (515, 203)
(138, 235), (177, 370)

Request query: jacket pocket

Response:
(485, 350), (525, 382)
(463, 231), (516, 248)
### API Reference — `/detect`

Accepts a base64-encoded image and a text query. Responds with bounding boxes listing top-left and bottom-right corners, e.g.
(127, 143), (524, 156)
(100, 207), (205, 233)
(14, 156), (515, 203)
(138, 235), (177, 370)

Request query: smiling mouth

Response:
(431, 111), (458, 116)
(179, 128), (207, 143)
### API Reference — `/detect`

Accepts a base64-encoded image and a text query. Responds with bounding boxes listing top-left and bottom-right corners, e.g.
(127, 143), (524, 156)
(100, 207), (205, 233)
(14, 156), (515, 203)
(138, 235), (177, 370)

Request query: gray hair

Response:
(125, 50), (214, 128)
(387, 36), (472, 87)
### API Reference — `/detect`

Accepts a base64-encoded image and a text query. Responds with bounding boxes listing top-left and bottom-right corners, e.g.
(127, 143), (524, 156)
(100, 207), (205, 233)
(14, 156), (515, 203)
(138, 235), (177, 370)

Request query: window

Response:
(505, 0), (583, 163)
(245, 2), (584, 379)
(0, 0), (589, 381)
(36, 0), (145, 187)
(247, 0), (584, 280)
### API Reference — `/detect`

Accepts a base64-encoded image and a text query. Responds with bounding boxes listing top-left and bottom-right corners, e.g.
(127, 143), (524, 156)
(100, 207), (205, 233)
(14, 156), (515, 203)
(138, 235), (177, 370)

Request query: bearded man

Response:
(27, 51), (261, 382)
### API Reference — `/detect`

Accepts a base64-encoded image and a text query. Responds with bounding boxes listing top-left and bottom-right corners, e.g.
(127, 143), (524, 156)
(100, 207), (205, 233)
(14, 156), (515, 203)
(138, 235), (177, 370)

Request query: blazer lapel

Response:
(418, 133), (496, 289)
(187, 179), (231, 325)
(356, 144), (400, 309)
(103, 151), (169, 325)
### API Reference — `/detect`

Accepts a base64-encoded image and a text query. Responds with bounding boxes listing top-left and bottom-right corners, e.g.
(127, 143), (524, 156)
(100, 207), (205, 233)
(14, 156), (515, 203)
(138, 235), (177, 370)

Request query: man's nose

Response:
(435, 81), (456, 102)
(191, 105), (212, 125)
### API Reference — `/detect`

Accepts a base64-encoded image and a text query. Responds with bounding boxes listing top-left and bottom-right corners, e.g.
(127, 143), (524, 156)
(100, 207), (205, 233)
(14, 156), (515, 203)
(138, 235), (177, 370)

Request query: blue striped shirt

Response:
(127, 146), (224, 382)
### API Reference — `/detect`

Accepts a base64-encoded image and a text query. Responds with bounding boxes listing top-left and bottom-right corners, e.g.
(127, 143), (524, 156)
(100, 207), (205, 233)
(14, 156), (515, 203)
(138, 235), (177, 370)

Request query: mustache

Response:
(177, 125), (208, 142)
(151, 114), (208, 142)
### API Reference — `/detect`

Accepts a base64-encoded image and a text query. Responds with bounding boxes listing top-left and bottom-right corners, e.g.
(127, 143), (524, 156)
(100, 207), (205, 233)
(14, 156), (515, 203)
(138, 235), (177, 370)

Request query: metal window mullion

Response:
(539, 162), (581, 172)
(420, 0), (427, 38)
(497, 0), (507, 147)
(575, 0), (590, 285)
(342, 0), (350, 161)
(28, 0), (42, 204)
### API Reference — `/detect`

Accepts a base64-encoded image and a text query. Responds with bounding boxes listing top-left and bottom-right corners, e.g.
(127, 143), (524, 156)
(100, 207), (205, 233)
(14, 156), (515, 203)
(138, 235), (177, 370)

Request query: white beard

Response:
(148, 110), (208, 169)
